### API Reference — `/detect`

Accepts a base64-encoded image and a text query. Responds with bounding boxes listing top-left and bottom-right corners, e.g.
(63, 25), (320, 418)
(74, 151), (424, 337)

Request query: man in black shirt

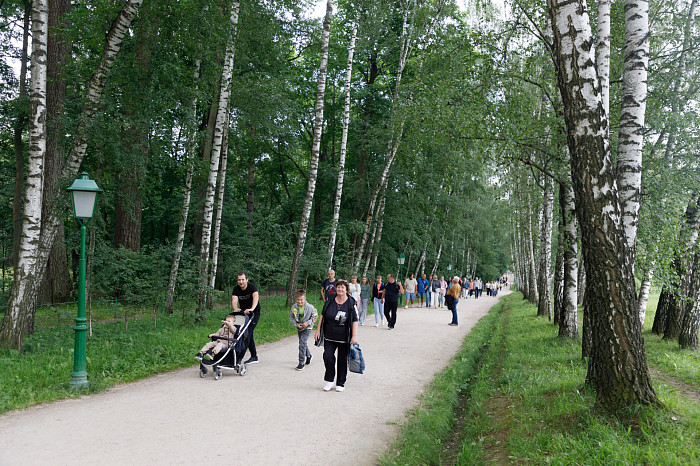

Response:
(231, 272), (261, 364)
(381, 274), (404, 330)
(321, 269), (337, 302)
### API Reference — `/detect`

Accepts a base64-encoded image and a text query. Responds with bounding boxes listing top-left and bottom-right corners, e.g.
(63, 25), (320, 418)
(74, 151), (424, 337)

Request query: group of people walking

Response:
(197, 269), (507, 393)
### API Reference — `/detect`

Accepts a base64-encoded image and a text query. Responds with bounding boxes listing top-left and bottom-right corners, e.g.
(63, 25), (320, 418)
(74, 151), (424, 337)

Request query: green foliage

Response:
(0, 294), (297, 414)
(382, 293), (699, 465)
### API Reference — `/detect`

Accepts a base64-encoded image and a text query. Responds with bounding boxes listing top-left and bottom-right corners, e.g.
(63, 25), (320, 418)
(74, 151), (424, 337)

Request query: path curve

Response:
(0, 290), (510, 465)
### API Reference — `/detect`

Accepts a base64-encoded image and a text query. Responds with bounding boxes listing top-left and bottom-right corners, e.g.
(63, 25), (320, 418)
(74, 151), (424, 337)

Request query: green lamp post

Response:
(397, 253), (406, 306)
(67, 172), (102, 389)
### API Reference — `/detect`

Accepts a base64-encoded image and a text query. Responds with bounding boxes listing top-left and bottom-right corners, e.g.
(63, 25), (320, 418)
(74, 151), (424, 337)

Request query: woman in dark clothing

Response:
(314, 280), (359, 392)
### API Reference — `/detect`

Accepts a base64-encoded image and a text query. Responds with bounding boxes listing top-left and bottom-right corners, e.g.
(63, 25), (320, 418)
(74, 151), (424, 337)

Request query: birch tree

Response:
(209, 117), (230, 291)
(0, 0), (49, 349)
(0, 0), (144, 350)
(537, 175), (554, 318)
(286, 0), (332, 307)
(560, 181), (579, 338)
(196, 0), (240, 317)
(327, 13), (359, 269)
(165, 59), (201, 315)
(547, 0), (658, 409)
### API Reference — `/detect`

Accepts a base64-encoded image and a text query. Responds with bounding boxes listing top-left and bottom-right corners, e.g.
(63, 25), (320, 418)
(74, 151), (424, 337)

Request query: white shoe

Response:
(375, 323), (379, 327)
(404, 306), (408, 309)
(323, 382), (335, 391)
(335, 385), (345, 392)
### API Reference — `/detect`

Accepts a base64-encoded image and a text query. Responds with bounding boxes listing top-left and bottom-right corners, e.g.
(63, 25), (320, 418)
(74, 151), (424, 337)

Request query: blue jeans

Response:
(450, 298), (459, 325)
(438, 294), (445, 307)
(373, 298), (384, 324)
(359, 298), (369, 324)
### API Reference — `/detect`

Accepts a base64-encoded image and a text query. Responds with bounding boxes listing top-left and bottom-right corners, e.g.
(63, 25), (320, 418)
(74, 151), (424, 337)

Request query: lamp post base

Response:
(70, 372), (88, 389)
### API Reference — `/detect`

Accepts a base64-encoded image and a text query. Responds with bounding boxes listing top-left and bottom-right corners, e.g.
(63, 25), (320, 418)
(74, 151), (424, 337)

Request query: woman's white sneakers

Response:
(335, 385), (345, 392)
(323, 382), (335, 391)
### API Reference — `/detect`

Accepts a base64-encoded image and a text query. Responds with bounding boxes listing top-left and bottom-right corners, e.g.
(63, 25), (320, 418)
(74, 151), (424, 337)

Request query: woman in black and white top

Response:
(315, 280), (358, 392)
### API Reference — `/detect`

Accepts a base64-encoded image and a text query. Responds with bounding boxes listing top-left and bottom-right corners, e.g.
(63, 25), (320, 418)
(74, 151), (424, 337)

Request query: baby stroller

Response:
(199, 314), (254, 380)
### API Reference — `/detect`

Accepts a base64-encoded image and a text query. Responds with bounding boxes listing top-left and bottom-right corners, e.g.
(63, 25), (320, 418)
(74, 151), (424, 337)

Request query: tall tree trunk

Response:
(209, 117), (230, 292)
(679, 251), (700, 350)
(0, 0), (49, 350)
(537, 176), (554, 317)
(12, 0), (31, 269)
(194, 83), (221, 251)
(560, 182), (579, 338)
(616, 0), (649, 260)
(368, 195), (386, 277)
(197, 0), (240, 317)
(0, 0), (144, 351)
(548, 0), (658, 409)
(595, 0), (611, 118)
(663, 194), (700, 340)
(637, 265), (653, 328)
(286, 0), (332, 308)
(553, 208), (565, 325)
(164, 59), (201, 315)
(431, 240), (443, 277)
(38, 0), (73, 308)
(526, 189), (538, 304)
(327, 13), (359, 269)
(577, 252), (586, 305)
(652, 287), (671, 335)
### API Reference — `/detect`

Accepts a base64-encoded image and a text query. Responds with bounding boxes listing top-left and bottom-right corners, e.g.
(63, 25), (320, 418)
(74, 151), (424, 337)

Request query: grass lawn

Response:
(0, 292), (378, 413)
(381, 292), (699, 465)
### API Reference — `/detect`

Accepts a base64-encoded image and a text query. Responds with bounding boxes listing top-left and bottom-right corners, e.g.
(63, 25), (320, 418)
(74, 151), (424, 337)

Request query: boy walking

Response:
(290, 289), (318, 370)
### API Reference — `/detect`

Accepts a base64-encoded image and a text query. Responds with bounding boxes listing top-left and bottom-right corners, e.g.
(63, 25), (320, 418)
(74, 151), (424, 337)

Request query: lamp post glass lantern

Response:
(67, 172), (101, 389)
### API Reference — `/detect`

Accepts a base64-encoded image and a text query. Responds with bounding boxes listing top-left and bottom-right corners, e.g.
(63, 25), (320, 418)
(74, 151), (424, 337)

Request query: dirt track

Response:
(0, 290), (509, 465)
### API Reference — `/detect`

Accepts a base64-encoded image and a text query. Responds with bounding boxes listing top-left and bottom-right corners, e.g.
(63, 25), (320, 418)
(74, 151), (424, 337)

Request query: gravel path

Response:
(0, 290), (509, 465)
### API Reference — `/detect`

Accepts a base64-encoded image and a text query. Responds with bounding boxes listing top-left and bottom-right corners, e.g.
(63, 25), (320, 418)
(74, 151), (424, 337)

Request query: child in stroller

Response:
(195, 315), (239, 361)
(197, 313), (253, 380)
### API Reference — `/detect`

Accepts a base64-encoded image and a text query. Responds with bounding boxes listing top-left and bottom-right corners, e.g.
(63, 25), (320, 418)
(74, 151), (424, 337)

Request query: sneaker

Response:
(404, 306), (408, 309)
(388, 326), (394, 330)
(295, 363), (305, 371)
(449, 323), (458, 326)
(335, 385), (345, 392)
(305, 355), (312, 365)
(323, 382), (335, 391)
(244, 356), (259, 364)
(375, 323), (379, 327)
(195, 353), (203, 361)
(204, 353), (213, 360)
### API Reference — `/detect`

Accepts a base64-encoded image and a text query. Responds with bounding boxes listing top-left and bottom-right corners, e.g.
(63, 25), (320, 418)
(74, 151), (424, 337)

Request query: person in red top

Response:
(372, 275), (385, 327)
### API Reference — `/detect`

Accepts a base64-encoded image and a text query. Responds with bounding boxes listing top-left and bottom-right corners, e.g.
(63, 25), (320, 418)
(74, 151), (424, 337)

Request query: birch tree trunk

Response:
(537, 176), (554, 318)
(165, 59), (201, 315)
(197, 0), (240, 317)
(286, 0), (332, 307)
(209, 117), (230, 292)
(0, 0), (49, 350)
(595, 0), (611, 118)
(548, 0), (658, 409)
(0, 0), (144, 351)
(664, 194), (700, 340)
(553, 213), (565, 325)
(39, 0), (73, 308)
(327, 13), (359, 269)
(12, 0), (30, 269)
(637, 266), (653, 328)
(526, 189), (539, 304)
(560, 182), (579, 338)
(679, 251), (700, 350)
(616, 0), (649, 258)
(577, 252), (586, 305)
(368, 195), (387, 277)
(431, 241), (443, 277)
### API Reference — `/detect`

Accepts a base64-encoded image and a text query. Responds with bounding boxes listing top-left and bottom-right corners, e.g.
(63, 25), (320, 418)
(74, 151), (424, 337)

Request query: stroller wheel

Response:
(239, 363), (247, 376)
(199, 366), (207, 378)
(214, 369), (222, 380)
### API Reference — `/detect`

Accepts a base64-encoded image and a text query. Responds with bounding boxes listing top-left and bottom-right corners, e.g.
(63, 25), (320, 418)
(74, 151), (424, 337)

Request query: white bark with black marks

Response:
(197, 1), (240, 316)
(286, 0), (332, 307)
(0, 0), (49, 349)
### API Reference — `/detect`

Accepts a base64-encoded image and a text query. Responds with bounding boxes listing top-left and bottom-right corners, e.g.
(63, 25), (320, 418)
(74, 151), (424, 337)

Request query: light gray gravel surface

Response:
(0, 290), (509, 466)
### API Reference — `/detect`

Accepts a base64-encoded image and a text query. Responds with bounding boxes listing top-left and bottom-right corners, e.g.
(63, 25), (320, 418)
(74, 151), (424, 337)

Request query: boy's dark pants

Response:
(298, 328), (311, 364)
